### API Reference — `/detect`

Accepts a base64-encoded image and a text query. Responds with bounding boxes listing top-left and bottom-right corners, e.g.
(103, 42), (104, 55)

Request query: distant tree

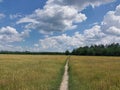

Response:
(71, 49), (76, 55)
(65, 50), (70, 55)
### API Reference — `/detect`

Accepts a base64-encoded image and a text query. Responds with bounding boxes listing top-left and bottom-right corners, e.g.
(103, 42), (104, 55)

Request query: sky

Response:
(0, 0), (120, 52)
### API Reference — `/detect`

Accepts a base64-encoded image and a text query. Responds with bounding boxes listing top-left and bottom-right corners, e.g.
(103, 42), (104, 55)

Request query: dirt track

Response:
(60, 56), (70, 90)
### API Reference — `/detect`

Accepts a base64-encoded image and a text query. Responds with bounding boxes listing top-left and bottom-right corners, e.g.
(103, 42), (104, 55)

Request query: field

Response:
(0, 55), (120, 90)
(0, 55), (66, 90)
(69, 56), (120, 90)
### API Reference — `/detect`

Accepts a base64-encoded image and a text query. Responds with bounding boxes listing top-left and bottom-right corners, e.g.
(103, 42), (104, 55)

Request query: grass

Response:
(0, 55), (66, 90)
(69, 56), (120, 90)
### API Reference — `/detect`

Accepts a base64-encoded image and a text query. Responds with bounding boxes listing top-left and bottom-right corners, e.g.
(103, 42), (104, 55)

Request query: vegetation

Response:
(65, 50), (70, 55)
(1, 54), (120, 90)
(0, 55), (66, 90)
(69, 56), (120, 90)
(71, 43), (120, 56)
(0, 51), (64, 55)
(0, 43), (120, 56)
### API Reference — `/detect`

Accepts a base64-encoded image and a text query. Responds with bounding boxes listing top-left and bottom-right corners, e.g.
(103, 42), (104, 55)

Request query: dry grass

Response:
(69, 56), (120, 90)
(0, 55), (66, 90)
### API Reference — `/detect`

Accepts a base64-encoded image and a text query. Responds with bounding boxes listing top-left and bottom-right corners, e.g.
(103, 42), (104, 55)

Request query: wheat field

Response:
(0, 55), (66, 90)
(0, 55), (120, 90)
(69, 56), (120, 90)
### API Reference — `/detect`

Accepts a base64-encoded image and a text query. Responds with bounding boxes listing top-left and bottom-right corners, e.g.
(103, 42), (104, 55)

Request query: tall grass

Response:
(0, 55), (66, 90)
(69, 56), (120, 90)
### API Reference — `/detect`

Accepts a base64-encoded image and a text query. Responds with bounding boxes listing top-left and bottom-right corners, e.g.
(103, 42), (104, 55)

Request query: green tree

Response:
(65, 50), (70, 55)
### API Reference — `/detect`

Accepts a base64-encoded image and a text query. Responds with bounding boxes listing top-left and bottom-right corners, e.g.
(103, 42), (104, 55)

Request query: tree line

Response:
(0, 43), (120, 56)
(66, 43), (120, 56)
(0, 51), (64, 55)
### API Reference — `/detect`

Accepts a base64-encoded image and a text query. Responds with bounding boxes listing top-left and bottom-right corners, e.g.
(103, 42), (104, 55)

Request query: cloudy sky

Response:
(0, 0), (120, 52)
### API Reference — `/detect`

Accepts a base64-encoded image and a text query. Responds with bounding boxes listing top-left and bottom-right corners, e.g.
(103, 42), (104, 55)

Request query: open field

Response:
(0, 55), (120, 90)
(0, 55), (66, 90)
(69, 56), (120, 90)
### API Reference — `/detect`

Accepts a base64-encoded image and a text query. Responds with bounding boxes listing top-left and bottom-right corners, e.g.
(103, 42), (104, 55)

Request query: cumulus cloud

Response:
(3, 0), (117, 51)
(102, 5), (120, 36)
(37, 4), (120, 52)
(36, 24), (120, 51)
(39, 33), (84, 51)
(106, 26), (120, 36)
(35, 4), (120, 51)
(17, 5), (86, 34)
(0, 13), (5, 19)
(2, 25), (118, 52)
(0, 26), (30, 43)
(47, 0), (115, 10)
(17, 0), (115, 34)
(17, 0), (114, 34)
(37, 25), (103, 51)
(83, 25), (105, 44)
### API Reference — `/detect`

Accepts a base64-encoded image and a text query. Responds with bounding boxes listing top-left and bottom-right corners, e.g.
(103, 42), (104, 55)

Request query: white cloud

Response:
(115, 4), (120, 15)
(102, 4), (120, 36)
(0, 13), (5, 19)
(1, 0), (117, 52)
(17, 17), (39, 24)
(0, 44), (24, 51)
(83, 25), (106, 45)
(36, 4), (120, 52)
(107, 26), (120, 36)
(35, 26), (101, 51)
(17, 5), (86, 34)
(47, 0), (115, 10)
(98, 35), (120, 45)
(0, 26), (30, 43)
(84, 4), (120, 47)
(9, 14), (22, 19)
(0, 25), (118, 52)
(36, 24), (120, 51)
(84, 25), (105, 39)
(17, 0), (115, 34)
(39, 33), (84, 51)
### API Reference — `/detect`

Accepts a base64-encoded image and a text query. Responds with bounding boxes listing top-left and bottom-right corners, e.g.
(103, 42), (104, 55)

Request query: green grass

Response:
(69, 56), (120, 90)
(0, 55), (66, 90)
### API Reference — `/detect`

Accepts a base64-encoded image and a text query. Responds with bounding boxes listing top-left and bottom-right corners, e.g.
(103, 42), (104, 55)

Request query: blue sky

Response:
(0, 0), (120, 52)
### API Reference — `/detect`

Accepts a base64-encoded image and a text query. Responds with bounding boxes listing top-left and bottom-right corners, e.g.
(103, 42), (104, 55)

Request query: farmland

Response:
(69, 56), (120, 90)
(0, 55), (66, 90)
(0, 55), (120, 90)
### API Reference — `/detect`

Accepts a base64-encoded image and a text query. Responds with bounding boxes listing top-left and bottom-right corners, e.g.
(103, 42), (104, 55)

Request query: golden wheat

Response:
(69, 56), (120, 90)
(0, 55), (66, 90)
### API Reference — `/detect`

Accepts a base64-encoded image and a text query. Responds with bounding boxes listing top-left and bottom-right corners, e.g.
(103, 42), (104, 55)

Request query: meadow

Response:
(0, 55), (66, 90)
(69, 56), (120, 90)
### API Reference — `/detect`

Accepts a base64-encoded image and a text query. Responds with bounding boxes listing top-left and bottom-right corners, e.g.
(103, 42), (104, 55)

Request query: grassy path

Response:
(59, 56), (70, 90)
